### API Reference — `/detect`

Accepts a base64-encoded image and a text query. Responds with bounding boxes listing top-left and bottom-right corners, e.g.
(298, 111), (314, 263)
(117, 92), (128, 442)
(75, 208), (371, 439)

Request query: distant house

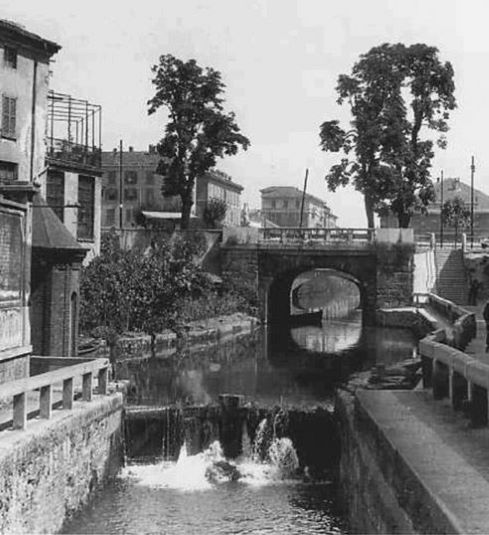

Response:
(260, 186), (337, 228)
(380, 177), (489, 239)
(195, 169), (243, 227)
(101, 148), (243, 228)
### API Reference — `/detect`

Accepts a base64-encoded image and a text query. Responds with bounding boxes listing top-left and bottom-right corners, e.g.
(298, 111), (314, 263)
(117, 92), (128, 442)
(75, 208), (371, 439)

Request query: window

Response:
(107, 170), (116, 184)
(124, 188), (138, 202)
(295, 200), (301, 209)
(78, 175), (94, 240)
(46, 170), (65, 222)
(124, 207), (135, 225)
(144, 188), (156, 206)
(0, 160), (17, 181)
(105, 188), (118, 202)
(271, 200), (276, 209)
(2, 96), (16, 139)
(124, 170), (138, 184)
(283, 200), (288, 209)
(104, 208), (116, 227)
(145, 171), (155, 184)
(3, 47), (17, 69)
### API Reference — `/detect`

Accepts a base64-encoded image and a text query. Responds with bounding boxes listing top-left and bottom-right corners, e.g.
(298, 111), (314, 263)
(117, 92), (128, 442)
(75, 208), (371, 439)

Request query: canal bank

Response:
(336, 388), (489, 534)
(0, 392), (124, 534)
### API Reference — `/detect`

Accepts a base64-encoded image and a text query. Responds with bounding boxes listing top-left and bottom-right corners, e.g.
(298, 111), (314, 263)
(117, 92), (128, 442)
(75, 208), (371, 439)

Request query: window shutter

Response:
(2, 96), (9, 136)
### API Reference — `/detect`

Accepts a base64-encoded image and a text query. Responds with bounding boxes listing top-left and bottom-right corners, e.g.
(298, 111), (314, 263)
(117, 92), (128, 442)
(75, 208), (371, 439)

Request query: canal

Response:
(62, 311), (418, 534)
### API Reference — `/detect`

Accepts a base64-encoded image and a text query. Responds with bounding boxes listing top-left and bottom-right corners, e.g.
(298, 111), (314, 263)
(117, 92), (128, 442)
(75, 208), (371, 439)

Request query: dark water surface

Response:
(62, 312), (417, 535)
(120, 311), (417, 408)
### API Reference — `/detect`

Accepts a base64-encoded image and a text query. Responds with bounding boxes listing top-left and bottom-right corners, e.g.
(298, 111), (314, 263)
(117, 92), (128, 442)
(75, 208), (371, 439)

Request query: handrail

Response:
(258, 227), (375, 244)
(1, 356), (110, 430)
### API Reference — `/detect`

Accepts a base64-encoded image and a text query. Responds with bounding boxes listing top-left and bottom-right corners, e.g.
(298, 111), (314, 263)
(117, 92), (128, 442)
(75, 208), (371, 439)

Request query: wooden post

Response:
(63, 378), (74, 410)
(98, 367), (108, 395)
(13, 392), (27, 430)
(82, 372), (93, 401)
(40, 385), (52, 419)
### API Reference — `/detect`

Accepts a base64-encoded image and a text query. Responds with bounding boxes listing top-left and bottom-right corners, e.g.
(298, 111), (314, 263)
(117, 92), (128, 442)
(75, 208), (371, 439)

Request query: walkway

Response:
(463, 304), (488, 363)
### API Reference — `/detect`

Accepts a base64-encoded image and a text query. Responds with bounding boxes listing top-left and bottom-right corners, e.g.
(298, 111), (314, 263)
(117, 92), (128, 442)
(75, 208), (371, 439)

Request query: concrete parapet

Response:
(0, 392), (124, 534)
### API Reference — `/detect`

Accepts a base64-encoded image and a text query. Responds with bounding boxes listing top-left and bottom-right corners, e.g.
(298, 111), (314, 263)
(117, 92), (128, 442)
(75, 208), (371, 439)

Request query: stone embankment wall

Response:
(99, 313), (259, 362)
(0, 392), (124, 534)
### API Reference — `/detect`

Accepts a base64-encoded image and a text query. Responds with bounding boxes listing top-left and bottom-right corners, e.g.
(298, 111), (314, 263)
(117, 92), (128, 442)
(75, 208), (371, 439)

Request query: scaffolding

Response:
(47, 91), (102, 170)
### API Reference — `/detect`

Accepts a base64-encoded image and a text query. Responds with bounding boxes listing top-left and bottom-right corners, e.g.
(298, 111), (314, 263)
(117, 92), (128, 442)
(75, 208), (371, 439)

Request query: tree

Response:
(441, 197), (470, 246)
(320, 43), (456, 228)
(203, 197), (227, 228)
(148, 55), (250, 229)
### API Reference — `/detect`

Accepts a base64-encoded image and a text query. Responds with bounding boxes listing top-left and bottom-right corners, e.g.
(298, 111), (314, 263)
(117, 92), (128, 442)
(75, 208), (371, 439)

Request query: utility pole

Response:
(119, 139), (123, 229)
(299, 168), (309, 230)
(440, 170), (444, 248)
(471, 155), (475, 248)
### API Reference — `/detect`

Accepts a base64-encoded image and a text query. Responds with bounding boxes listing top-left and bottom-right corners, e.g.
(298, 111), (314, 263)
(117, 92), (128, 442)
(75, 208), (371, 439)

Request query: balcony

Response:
(47, 91), (102, 172)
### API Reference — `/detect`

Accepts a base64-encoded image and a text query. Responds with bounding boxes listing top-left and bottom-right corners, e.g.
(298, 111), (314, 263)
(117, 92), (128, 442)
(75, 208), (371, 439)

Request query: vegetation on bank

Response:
(80, 231), (257, 340)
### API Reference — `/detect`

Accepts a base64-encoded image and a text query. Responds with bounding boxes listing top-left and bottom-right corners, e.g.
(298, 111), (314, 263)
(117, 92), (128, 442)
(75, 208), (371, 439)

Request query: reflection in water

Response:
(291, 312), (362, 354)
(119, 311), (418, 409)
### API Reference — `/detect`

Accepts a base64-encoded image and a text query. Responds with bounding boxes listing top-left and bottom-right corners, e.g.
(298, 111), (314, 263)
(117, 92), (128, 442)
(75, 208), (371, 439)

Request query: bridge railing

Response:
(0, 356), (110, 431)
(258, 227), (375, 245)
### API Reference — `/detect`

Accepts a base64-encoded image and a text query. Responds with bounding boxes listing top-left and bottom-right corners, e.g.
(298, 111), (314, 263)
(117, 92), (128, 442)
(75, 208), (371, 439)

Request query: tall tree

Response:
(441, 197), (470, 246)
(148, 55), (250, 228)
(320, 43), (456, 228)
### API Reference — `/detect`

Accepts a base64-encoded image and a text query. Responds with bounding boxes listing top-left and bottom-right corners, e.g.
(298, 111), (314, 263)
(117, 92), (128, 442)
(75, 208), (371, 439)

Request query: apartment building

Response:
(260, 186), (337, 228)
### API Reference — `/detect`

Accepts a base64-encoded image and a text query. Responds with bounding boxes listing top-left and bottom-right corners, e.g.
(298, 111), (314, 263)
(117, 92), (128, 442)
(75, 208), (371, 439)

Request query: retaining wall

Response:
(0, 392), (124, 534)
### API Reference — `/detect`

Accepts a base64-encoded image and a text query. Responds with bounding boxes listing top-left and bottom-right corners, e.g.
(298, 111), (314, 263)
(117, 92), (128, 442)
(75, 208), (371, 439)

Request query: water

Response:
(120, 311), (417, 408)
(63, 439), (346, 535)
(63, 311), (418, 534)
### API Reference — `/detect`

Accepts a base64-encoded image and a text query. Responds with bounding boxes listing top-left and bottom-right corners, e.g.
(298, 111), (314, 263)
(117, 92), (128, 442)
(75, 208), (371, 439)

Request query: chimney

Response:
(128, 146), (134, 152)
(112, 148), (117, 154)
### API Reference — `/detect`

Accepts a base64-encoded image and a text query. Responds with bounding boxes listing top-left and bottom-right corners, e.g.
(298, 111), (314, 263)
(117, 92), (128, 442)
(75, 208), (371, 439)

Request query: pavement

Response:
(357, 389), (489, 534)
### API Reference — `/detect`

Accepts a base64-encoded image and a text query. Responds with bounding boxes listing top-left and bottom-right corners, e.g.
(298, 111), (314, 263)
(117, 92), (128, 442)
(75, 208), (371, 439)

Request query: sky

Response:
(3, 0), (489, 226)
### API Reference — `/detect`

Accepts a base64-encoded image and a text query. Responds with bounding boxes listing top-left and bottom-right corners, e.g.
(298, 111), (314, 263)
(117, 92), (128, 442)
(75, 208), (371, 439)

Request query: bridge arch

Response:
(258, 250), (378, 325)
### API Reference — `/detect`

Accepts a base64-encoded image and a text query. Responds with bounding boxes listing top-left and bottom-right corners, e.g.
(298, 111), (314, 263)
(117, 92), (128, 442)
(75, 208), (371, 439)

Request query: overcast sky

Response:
(3, 0), (488, 226)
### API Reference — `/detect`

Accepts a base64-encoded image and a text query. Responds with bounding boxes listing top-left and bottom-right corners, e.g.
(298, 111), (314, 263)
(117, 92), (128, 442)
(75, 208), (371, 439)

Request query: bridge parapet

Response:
(258, 227), (375, 247)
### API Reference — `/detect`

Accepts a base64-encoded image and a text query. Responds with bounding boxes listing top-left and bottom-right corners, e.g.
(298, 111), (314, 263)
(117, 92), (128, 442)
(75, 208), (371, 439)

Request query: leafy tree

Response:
(148, 55), (250, 228)
(441, 197), (470, 246)
(203, 197), (227, 228)
(320, 43), (456, 228)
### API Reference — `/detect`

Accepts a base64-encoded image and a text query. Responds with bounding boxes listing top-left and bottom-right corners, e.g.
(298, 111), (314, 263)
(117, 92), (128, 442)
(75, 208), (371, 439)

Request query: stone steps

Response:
(434, 249), (469, 305)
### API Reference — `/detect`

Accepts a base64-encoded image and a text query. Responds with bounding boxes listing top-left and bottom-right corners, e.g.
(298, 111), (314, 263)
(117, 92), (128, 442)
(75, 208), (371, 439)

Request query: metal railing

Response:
(47, 137), (102, 169)
(258, 227), (375, 245)
(0, 356), (110, 430)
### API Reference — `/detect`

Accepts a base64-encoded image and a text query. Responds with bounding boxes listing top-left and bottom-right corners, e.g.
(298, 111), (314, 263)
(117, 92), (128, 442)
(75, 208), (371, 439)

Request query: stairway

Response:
(434, 248), (469, 305)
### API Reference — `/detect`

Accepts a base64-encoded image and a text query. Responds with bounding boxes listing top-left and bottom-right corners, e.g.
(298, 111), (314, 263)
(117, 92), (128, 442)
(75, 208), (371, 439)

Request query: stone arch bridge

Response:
(220, 228), (414, 325)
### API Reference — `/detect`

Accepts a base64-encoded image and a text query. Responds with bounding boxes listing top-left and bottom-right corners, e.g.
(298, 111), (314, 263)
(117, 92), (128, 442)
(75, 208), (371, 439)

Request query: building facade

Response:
(380, 178), (489, 240)
(195, 169), (243, 227)
(260, 186), (337, 228)
(41, 91), (103, 262)
(101, 148), (243, 228)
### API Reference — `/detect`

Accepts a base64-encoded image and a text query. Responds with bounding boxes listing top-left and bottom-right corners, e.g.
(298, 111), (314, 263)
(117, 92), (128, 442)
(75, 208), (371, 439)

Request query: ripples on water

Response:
(63, 440), (346, 535)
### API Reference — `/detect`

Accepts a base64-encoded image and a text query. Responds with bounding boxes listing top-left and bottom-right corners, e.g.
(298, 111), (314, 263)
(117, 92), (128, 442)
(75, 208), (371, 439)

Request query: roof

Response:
(203, 169), (243, 192)
(260, 186), (328, 207)
(101, 150), (161, 169)
(32, 193), (87, 253)
(0, 19), (61, 57)
(431, 178), (489, 210)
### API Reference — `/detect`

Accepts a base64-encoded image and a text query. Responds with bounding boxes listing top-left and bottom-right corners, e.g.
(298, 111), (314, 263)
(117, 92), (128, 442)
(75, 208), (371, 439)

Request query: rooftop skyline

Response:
(3, 0), (488, 226)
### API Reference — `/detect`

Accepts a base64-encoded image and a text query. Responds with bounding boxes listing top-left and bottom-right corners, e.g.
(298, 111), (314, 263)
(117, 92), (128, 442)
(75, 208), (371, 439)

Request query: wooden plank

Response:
(40, 385), (52, 419)
(63, 378), (73, 410)
(0, 358), (109, 403)
(13, 392), (26, 430)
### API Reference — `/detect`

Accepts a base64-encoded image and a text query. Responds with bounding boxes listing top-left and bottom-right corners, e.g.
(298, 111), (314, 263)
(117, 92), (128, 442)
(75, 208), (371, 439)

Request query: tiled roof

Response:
(432, 178), (489, 210)
(260, 186), (328, 207)
(0, 19), (60, 55)
(101, 150), (161, 169)
(32, 193), (87, 253)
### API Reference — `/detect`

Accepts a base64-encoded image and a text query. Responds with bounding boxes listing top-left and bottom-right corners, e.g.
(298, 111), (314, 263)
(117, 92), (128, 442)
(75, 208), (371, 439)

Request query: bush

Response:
(203, 198), (227, 228)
